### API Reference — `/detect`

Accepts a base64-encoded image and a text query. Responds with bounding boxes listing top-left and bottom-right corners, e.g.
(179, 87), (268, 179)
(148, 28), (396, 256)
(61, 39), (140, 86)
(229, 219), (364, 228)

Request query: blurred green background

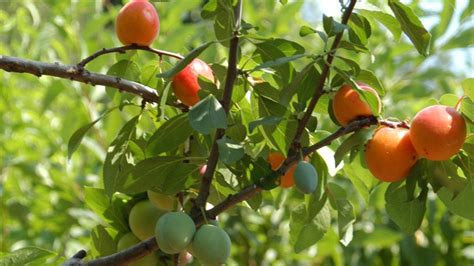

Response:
(1, 0), (472, 265)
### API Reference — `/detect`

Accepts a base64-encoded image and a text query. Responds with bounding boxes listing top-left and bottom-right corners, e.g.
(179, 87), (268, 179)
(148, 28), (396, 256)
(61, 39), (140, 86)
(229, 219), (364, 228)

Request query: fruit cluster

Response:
(120, 190), (231, 265)
(332, 83), (467, 182)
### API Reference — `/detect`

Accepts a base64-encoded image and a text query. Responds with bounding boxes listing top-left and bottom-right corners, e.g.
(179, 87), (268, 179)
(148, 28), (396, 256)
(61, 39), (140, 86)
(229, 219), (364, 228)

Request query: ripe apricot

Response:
(172, 59), (214, 106)
(409, 105), (466, 161)
(115, 0), (160, 46)
(332, 83), (381, 126)
(365, 127), (417, 182)
(267, 152), (297, 188)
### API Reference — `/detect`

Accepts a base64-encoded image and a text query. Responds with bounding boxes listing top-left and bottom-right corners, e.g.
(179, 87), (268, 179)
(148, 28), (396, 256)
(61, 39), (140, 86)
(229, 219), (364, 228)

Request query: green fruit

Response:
(129, 200), (164, 240)
(147, 190), (175, 211)
(191, 224), (231, 265)
(117, 232), (158, 266)
(155, 212), (196, 254)
(294, 161), (318, 194)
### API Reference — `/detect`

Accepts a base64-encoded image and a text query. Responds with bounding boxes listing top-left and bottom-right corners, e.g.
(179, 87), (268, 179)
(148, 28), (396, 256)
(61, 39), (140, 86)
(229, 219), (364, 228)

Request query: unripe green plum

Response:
(191, 224), (231, 265)
(129, 200), (164, 240)
(293, 161), (318, 194)
(117, 232), (158, 266)
(155, 212), (196, 254)
(147, 190), (175, 211)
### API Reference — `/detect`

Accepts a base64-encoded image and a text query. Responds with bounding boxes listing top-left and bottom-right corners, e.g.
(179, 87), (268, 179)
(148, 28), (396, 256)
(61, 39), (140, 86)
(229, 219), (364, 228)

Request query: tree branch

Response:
(77, 44), (184, 68)
(193, 0), (243, 212)
(0, 55), (186, 110)
(281, 0), (357, 171)
(62, 250), (87, 266)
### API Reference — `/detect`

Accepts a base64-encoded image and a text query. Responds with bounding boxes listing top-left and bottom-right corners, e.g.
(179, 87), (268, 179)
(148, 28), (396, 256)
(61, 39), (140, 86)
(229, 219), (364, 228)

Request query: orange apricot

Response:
(332, 83), (381, 126)
(172, 59), (215, 107)
(409, 105), (466, 161)
(267, 152), (297, 188)
(365, 127), (418, 182)
(115, 0), (160, 46)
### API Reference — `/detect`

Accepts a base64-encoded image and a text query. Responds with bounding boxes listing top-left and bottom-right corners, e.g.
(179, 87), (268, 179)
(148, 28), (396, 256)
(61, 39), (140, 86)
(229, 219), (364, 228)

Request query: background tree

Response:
(0, 0), (473, 265)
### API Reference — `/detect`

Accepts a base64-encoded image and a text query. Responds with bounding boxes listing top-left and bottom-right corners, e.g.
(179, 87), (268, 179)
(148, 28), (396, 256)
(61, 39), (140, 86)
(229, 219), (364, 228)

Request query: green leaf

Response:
(388, 0), (432, 56)
(334, 128), (375, 166)
(323, 15), (348, 37)
(251, 157), (278, 190)
(299, 25), (317, 37)
(91, 225), (117, 257)
(160, 164), (200, 195)
(248, 116), (282, 133)
(356, 69), (386, 96)
(437, 179), (474, 221)
(435, 0), (456, 38)
(385, 181), (427, 234)
(106, 60), (141, 98)
(461, 97), (474, 122)
(326, 183), (355, 246)
(348, 13), (371, 45)
(213, 0), (235, 47)
(188, 95), (227, 134)
(217, 137), (244, 164)
(68, 108), (116, 160)
(343, 155), (378, 204)
(84, 187), (129, 232)
(338, 40), (370, 54)
(0, 247), (55, 265)
(441, 27), (474, 50)
(146, 113), (193, 156)
(201, 0), (218, 19)
(357, 9), (402, 40)
(103, 115), (140, 198)
(248, 54), (307, 73)
(123, 156), (199, 195)
(290, 202), (331, 253)
(336, 56), (361, 76)
(462, 78), (474, 100)
(156, 41), (216, 79)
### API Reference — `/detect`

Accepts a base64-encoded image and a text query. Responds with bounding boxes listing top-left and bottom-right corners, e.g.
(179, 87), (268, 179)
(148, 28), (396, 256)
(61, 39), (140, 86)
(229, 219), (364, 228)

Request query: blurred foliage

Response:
(0, 0), (473, 265)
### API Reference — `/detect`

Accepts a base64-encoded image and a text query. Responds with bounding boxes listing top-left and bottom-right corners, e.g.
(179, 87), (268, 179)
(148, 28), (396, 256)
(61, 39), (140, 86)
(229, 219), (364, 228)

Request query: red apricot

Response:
(365, 127), (418, 182)
(332, 83), (381, 126)
(115, 0), (160, 46)
(409, 105), (466, 161)
(172, 59), (215, 107)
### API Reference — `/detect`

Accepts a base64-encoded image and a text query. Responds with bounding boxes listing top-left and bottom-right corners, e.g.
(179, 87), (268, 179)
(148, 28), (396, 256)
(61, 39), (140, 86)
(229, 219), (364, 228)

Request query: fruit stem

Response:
(199, 206), (209, 225)
(454, 95), (465, 112)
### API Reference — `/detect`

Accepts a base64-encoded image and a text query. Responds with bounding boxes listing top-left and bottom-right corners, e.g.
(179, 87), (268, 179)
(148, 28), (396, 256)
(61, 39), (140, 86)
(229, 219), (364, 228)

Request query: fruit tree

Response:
(0, 0), (473, 265)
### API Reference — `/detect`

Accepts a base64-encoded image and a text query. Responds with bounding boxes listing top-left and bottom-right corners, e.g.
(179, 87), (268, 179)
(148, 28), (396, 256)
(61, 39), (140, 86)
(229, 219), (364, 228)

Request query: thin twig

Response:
(0, 55), (187, 110)
(192, 0), (243, 214)
(77, 44), (184, 68)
